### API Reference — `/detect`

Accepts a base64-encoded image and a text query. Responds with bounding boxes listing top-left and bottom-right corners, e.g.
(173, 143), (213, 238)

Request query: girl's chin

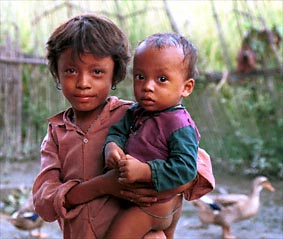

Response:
(72, 105), (98, 113)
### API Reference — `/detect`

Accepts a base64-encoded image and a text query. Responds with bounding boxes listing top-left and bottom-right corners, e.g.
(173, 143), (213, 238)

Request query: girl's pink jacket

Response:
(32, 96), (214, 239)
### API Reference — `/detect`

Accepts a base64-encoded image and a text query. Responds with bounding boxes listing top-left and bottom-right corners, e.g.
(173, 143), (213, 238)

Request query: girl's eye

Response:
(65, 68), (76, 74)
(134, 74), (145, 80)
(158, 76), (167, 82)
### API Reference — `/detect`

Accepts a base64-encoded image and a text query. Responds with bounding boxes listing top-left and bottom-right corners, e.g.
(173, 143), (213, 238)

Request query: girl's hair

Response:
(136, 32), (199, 79)
(46, 14), (130, 87)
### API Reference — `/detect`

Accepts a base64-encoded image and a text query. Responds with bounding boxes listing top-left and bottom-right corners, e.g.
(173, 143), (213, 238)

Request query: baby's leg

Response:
(143, 230), (166, 239)
(141, 194), (183, 239)
(163, 200), (183, 239)
(105, 206), (154, 239)
(105, 195), (183, 239)
(145, 195), (183, 239)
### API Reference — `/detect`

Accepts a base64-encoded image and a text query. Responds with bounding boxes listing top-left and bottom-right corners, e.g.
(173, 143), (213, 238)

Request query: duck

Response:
(8, 197), (47, 238)
(192, 176), (275, 239)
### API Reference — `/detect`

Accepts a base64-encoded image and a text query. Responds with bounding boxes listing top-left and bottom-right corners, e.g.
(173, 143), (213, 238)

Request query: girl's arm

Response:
(32, 126), (82, 222)
(119, 180), (194, 204)
(33, 126), (158, 219)
(65, 169), (158, 208)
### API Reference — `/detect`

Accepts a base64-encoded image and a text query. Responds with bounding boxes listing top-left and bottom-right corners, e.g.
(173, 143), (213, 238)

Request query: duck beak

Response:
(263, 181), (275, 192)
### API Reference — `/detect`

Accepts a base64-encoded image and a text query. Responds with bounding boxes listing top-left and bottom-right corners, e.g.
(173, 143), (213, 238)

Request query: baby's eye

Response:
(158, 76), (167, 82)
(134, 74), (145, 80)
(92, 69), (102, 75)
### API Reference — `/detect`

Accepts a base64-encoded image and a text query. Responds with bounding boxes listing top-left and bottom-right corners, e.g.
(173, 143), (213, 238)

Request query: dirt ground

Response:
(0, 160), (282, 239)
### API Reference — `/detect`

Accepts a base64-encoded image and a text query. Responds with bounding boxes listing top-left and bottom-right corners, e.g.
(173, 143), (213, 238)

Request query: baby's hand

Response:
(118, 154), (151, 183)
(104, 142), (125, 169)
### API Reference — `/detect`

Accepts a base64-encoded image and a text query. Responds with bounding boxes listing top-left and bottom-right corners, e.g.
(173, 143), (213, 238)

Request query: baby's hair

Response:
(137, 33), (198, 79)
(46, 14), (130, 87)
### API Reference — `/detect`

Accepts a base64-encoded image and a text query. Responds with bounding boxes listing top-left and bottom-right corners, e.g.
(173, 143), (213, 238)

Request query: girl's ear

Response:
(182, 78), (195, 97)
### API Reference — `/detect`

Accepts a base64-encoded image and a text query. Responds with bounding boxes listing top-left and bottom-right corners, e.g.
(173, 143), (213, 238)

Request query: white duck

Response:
(192, 176), (275, 239)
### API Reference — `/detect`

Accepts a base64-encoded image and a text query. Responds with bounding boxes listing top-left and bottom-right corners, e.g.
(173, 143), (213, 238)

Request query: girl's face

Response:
(57, 48), (114, 115)
(133, 44), (194, 111)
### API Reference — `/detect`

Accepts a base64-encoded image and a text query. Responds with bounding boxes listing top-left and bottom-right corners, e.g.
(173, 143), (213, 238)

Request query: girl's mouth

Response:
(74, 95), (95, 103)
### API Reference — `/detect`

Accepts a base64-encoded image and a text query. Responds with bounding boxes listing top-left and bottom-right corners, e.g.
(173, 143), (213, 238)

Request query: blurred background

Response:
(0, 0), (282, 238)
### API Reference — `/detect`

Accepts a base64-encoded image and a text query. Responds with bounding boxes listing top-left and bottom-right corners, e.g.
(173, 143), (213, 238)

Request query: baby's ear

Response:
(182, 78), (195, 97)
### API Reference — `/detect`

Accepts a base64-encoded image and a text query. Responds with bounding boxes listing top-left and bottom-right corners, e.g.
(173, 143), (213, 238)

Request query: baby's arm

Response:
(104, 144), (151, 183)
(103, 106), (136, 168)
(148, 126), (198, 192)
(118, 154), (152, 183)
(117, 127), (198, 189)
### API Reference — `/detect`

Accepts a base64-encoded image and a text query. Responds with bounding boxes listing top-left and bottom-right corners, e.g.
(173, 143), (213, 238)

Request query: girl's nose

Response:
(76, 73), (91, 89)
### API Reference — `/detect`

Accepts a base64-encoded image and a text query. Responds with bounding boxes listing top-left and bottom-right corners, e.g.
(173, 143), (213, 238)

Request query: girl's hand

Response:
(120, 185), (158, 207)
(103, 170), (157, 206)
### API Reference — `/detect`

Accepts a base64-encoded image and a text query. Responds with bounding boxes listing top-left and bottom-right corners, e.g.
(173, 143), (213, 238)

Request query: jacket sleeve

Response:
(32, 124), (83, 222)
(183, 147), (215, 201)
(147, 126), (198, 192)
(104, 107), (134, 150)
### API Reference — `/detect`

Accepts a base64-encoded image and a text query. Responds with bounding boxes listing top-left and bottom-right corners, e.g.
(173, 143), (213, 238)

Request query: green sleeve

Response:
(148, 126), (198, 192)
(104, 107), (134, 150)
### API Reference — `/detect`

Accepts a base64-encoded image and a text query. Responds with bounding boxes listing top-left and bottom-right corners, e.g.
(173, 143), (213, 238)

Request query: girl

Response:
(32, 14), (166, 239)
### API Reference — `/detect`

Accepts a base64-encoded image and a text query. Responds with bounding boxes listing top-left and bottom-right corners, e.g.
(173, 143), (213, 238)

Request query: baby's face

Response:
(133, 44), (193, 111)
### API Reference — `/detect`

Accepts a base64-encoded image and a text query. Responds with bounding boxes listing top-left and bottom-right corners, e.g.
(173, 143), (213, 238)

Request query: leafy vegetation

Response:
(189, 77), (283, 178)
(0, 0), (282, 178)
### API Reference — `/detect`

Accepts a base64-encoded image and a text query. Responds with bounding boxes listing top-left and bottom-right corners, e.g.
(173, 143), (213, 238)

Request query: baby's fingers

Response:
(118, 170), (133, 183)
(107, 159), (118, 169)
